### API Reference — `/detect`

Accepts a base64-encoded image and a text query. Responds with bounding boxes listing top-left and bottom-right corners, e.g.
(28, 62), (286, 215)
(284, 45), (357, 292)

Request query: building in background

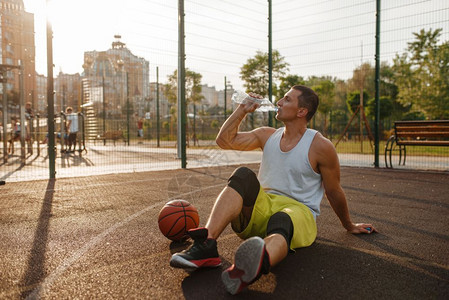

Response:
(35, 73), (46, 114)
(0, 0), (36, 113)
(82, 35), (150, 118)
(54, 71), (81, 113)
(201, 84), (218, 107)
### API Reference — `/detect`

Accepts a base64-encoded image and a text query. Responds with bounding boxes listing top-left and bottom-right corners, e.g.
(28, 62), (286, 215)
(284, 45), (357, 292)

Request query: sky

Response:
(22, 0), (449, 93)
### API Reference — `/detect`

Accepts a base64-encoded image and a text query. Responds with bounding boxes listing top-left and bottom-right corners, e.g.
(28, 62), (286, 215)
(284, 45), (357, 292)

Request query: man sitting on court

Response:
(169, 85), (377, 295)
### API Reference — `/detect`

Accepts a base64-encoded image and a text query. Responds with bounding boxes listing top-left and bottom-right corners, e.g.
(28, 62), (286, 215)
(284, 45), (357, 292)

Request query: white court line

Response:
(26, 182), (225, 299)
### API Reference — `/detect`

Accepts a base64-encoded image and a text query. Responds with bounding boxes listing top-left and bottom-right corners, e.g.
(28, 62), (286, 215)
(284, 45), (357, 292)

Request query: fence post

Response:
(156, 66), (160, 147)
(47, 1), (56, 178)
(268, 0), (273, 127)
(374, 0), (381, 167)
(178, 0), (187, 168)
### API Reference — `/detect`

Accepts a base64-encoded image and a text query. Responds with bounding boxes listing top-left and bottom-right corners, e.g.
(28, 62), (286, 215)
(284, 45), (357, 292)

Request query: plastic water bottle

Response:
(231, 91), (277, 112)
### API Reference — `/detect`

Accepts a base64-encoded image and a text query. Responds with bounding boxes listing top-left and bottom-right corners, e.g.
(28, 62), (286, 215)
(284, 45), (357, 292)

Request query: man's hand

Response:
(239, 92), (263, 113)
(346, 223), (377, 234)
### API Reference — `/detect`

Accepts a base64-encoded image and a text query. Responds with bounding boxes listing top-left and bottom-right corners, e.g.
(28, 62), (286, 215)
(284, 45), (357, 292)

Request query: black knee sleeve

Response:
(266, 212), (294, 249)
(227, 167), (260, 207)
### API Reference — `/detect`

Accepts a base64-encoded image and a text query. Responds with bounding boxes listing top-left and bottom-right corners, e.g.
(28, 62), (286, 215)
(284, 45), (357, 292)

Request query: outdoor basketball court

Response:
(0, 164), (448, 299)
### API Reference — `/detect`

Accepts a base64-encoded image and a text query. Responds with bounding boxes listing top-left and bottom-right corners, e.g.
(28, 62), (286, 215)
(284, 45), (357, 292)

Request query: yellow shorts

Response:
(231, 186), (317, 250)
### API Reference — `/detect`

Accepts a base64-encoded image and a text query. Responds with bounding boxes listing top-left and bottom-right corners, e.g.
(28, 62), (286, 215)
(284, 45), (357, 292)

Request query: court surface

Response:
(1, 164), (448, 299)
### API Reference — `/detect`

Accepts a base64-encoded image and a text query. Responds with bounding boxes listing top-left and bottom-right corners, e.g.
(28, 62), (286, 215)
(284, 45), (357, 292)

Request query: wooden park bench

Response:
(384, 120), (449, 168)
(94, 130), (127, 145)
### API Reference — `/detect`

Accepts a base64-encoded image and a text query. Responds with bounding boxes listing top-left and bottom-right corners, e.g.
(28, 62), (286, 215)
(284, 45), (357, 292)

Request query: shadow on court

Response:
(0, 164), (447, 299)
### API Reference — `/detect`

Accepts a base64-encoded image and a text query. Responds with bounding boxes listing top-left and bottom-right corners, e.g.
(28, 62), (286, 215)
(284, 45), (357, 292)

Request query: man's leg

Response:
(222, 211), (293, 295)
(65, 134), (71, 151)
(170, 167), (256, 272)
(69, 133), (76, 151)
(169, 186), (244, 272)
(264, 211), (293, 265)
(206, 186), (244, 239)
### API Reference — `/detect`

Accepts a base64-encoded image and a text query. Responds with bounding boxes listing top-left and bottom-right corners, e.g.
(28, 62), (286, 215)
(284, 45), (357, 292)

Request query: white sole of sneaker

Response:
(169, 255), (198, 273)
(221, 236), (265, 295)
(170, 254), (222, 274)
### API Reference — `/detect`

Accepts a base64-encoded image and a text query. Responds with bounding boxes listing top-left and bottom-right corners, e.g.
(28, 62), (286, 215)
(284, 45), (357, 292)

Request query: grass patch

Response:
(333, 140), (449, 157)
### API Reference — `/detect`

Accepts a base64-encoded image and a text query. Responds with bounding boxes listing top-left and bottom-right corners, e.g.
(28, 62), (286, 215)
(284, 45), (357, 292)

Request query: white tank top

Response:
(258, 127), (324, 218)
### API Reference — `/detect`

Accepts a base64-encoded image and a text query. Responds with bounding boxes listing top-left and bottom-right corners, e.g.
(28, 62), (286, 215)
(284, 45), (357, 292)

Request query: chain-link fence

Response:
(1, 0), (448, 182)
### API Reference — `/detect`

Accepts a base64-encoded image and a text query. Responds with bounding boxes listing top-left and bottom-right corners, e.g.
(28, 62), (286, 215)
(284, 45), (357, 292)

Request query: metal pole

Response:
(224, 76), (227, 120)
(19, 61), (25, 164)
(126, 72), (130, 146)
(178, 0), (187, 168)
(156, 66), (160, 147)
(102, 75), (106, 145)
(2, 69), (8, 163)
(46, 0), (56, 178)
(62, 84), (66, 114)
(193, 104), (196, 145)
(374, 0), (381, 167)
(268, 0), (273, 127)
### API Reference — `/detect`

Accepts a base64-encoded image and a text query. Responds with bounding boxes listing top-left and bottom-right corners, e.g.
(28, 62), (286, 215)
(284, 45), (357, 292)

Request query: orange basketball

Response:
(158, 199), (199, 241)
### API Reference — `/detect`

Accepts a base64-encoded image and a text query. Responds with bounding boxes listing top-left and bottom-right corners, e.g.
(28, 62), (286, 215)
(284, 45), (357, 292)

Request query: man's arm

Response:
(314, 135), (376, 234)
(216, 103), (275, 151)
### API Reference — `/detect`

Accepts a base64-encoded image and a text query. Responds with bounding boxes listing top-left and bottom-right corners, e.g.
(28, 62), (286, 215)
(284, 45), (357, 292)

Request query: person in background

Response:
(137, 116), (144, 143)
(24, 102), (34, 154)
(65, 107), (79, 153)
(8, 116), (21, 154)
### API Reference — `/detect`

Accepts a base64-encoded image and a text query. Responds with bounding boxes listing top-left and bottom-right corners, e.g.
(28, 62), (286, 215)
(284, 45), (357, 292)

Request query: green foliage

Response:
(329, 108), (349, 136)
(306, 75), (335, 88)
(210, 119), (219, 129)
(379, 62), (398, 100)
(402, 111), (426, 121)
(366, 96), (393, 120)
(164, 69), (204, 106)
(276, 74), (305, 100)
(311, 79), (335, 134)
(346, 91), (369, 114)
(312, 80), (335, 116)
(333, 79), (349, 110)
(163, 68), (204, 123)
(392, 28), (449, 119)
(240, 50), (289, 97)
(331, 109), (349, 126)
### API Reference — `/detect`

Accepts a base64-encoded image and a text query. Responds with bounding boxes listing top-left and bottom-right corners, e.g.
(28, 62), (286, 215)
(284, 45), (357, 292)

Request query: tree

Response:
(163, 69), (204, 118)
(276, 74), (305, 101)
(366, 96), (393, 121)
(392, 28), (449, 119)
(378, 62), (398, 100)
(277, 75), (304, 99)
(312, 80), (335, 135)
(163, 69), (204, 139)
(164, 69), (204, 107)
(346, 63), (373, 110)
(346, 91), (369, 115)
(306, 75), (335, 88)
(240, 50), (289, 97)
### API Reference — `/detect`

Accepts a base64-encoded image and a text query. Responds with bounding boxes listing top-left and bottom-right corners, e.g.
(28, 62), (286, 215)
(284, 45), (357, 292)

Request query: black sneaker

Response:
(221, 236), (270, 295)
(170, 227), (222, 273)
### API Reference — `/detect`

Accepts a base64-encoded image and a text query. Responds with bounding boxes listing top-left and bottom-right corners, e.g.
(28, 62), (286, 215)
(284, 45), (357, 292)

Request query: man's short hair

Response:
(66, 107), (73, 113)
(292, 85), (319, 121)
